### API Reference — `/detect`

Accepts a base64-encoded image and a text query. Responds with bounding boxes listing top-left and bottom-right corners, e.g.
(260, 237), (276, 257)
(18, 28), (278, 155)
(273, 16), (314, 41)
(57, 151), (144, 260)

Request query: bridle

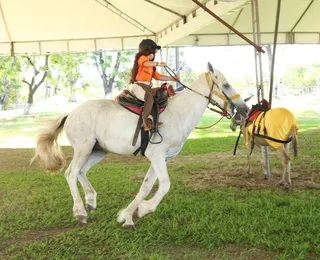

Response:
(165, 66), (241, 119)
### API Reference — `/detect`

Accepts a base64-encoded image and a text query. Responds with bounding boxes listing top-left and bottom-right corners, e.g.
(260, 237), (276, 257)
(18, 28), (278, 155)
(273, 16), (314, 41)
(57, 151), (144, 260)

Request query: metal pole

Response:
(192, 0), (265, 53)
(251, 0), (270, 179)
(175, 47), (180, 89)
(269, 0), (282, 107)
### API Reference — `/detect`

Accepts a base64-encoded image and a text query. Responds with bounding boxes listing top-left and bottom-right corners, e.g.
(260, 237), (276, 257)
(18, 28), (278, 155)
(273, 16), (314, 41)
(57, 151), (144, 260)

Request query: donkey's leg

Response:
(247, 146), (253, 175)
(136, 157), (170, 219)
(117, 166), (157, 228)
(65, 147), (93, 223)
(78, 150), (106, 213)
(259, 146), (268, 178)
(279, 143), (291, 189)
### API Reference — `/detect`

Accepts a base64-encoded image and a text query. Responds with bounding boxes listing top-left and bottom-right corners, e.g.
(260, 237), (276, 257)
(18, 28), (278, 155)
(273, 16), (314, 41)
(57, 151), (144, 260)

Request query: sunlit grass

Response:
(0, 98), (319, 259)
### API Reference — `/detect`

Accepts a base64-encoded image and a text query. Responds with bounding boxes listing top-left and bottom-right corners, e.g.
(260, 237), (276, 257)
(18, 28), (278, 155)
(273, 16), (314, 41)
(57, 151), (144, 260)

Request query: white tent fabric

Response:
(172, 0), (320, 47)
(0, 0), (318, 55)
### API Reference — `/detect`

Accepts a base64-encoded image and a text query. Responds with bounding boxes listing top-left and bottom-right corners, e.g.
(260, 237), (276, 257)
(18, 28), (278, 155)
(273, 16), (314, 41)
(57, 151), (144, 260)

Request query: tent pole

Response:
(269, 0), (282, 107)
(193, 0), (264, 53)
(251, 0), (271, 179)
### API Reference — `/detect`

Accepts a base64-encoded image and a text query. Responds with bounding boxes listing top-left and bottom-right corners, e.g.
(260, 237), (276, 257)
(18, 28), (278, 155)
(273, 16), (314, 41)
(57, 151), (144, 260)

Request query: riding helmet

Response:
(139, 39), (161, 52)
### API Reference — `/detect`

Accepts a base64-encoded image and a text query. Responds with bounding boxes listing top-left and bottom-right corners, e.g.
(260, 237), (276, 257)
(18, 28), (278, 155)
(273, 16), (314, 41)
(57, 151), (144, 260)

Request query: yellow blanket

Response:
(245, 107), (298, 150)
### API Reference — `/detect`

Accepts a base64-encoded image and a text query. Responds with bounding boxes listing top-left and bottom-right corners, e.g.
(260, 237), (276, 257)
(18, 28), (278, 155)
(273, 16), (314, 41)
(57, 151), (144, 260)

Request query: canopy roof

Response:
(0, 0), (318, 55)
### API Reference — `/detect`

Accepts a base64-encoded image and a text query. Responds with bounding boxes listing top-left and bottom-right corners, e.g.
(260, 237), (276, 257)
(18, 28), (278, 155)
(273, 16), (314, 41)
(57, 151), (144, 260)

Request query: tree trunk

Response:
(68, 81), (77, 102)
(104, 51), (121, 99)
(0, 103), (2, 116)
(24, 103), (32, 115)
(0, 77), (10, 111)
(102, 73), (109, 97)
(24, 92), (34, 115)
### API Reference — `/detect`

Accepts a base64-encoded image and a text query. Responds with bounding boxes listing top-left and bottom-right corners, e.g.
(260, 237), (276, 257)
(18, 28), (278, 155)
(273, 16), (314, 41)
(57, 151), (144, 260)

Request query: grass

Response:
(0, 159), (319, 259)
(0, 101), (319, 259)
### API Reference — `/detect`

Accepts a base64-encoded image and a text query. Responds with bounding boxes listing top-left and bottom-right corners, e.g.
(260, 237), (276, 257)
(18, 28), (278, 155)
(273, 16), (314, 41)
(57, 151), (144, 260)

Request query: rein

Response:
(164, 66), (232, 119)
(164, 66), (241, 129)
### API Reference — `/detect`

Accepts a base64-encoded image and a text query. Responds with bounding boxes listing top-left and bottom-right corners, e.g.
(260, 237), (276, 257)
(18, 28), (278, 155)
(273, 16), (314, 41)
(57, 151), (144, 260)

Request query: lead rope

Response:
(195, 116), (224, 129)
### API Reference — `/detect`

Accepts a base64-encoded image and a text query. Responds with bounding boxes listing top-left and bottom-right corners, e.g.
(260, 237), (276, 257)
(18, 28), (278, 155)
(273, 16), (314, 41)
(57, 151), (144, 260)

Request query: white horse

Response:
(33, 63), (248, 227)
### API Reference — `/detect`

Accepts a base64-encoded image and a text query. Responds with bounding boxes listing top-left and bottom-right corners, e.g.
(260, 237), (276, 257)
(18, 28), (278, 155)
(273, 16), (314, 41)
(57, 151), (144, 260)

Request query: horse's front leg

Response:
(117, 165), (158, 228)
(136, 157), (170, 219)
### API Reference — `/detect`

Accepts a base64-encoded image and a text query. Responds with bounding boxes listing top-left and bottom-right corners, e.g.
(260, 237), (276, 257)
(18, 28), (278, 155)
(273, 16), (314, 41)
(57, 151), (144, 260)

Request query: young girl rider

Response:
(129, 39), (178, 131)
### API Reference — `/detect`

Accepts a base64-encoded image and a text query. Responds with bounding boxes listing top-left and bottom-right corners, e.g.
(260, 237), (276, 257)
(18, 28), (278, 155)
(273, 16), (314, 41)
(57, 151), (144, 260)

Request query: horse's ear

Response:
(207, 62), (214, 73)
(244, 95), (254, 102)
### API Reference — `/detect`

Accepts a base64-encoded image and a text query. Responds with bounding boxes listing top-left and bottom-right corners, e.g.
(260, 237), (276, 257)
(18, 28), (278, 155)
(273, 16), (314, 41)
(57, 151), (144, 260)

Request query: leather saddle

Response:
(116, 86), (170, 156)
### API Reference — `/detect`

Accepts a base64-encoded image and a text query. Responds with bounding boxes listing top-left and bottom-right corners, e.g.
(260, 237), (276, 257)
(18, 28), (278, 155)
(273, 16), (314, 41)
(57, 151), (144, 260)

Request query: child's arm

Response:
(143, 61), (167, 67)
(157, 75), (179, 81)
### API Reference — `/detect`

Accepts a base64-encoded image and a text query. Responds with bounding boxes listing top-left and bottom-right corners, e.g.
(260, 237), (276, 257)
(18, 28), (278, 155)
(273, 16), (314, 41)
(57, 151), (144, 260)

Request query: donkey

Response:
(32, 62), (248, 227)
(230, 107), (298, 188)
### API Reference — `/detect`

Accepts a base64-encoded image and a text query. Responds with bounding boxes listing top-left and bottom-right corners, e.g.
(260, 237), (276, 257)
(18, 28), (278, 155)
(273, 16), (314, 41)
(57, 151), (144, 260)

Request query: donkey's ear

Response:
(244, 94), (254, 102)
(207, 62), (214, 73)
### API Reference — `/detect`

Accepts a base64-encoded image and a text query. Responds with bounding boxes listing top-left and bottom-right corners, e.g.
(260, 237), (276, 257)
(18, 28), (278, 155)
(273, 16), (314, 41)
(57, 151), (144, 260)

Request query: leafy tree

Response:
(283, 65), (307, 87)
(20, 55), (49, 114)
(90, 50), (134, 98)
(50, 53), (87, 102)
(0, 57), (22, 114)
(160, 47), (197, 89)
(283, 63), (320, 88)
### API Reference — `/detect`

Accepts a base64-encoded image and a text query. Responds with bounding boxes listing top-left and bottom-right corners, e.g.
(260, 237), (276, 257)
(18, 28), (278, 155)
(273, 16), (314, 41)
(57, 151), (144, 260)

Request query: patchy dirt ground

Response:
(0, 147), (319, 190)
(175, 152), (320, 190)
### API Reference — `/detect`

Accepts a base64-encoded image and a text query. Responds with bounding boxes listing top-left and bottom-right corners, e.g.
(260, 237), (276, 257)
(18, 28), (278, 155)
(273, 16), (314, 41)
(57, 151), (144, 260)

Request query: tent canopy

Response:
(0, 0), (318, 55)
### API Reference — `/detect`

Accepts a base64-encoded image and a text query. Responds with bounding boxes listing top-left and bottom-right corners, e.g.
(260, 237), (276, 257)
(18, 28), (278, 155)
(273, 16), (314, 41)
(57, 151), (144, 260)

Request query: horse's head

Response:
(206, 62), (249, 120)
(229, 95), (253, 131)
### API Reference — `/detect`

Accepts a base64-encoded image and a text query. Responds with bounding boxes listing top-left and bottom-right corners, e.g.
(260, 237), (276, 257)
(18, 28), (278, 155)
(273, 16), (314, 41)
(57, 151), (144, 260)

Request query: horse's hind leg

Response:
(65, 146), (94, 223)
(78, 150), (106, 213)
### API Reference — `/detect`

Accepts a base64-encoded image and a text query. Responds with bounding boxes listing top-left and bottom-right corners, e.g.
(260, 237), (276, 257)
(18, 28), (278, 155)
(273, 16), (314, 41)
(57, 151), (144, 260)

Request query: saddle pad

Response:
(245, 107), (298, 149)
(123, 105), (165, 115)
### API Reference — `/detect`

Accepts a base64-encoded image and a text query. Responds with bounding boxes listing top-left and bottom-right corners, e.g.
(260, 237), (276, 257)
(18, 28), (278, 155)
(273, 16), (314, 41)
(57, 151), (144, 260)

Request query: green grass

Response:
(0, 106), (320, 259)
(0, 162), (319, 259)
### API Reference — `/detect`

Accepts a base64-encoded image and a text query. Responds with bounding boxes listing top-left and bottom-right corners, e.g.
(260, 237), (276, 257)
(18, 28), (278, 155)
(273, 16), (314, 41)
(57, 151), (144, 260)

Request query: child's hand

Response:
(157, 62), (167, 67)
(172, 76), (180, 81)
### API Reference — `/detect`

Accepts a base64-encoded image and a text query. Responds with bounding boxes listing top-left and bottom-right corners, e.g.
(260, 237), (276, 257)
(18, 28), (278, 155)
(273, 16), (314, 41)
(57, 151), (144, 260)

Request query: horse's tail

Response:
(31, 114), (68, 172)
(292, 126), (298, 158)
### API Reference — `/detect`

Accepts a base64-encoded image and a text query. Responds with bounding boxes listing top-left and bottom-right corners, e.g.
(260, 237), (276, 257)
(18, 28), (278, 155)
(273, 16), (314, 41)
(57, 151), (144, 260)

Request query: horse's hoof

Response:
(264, 175), (269, 180)
(86, 204), (96, 214)
(284, 183), (291, 190)
(133, 208), (139, 220)
(278, 181), (285, 186)
(123, 224), (136, 229)
(76, 215), (87, 224)
(117, 209), (126, 223)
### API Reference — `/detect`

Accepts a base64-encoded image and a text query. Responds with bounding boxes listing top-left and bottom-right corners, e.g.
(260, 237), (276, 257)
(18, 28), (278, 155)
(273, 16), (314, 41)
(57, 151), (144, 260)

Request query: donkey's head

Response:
(229, 95), (253, 131)
(206, 62), (249, 120)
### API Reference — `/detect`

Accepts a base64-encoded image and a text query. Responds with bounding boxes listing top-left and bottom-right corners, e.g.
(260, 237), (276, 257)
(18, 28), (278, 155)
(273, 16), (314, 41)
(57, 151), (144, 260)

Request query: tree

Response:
(21, 55), (49, 114)
(0, 57), (22, 114)
(90, 50), (134, 99)
(283, 65), (309, 87)
(160, 47), (197, 89)
(50, 53), (87, 102)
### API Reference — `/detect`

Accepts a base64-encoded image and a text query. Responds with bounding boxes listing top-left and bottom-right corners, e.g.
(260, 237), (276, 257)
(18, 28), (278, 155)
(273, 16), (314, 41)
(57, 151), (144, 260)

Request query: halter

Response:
(164, 66), (241, 119)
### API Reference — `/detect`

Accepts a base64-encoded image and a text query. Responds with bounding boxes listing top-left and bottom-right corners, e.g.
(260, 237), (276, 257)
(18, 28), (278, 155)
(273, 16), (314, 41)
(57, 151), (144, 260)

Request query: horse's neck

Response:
(167, 74), (209, 132)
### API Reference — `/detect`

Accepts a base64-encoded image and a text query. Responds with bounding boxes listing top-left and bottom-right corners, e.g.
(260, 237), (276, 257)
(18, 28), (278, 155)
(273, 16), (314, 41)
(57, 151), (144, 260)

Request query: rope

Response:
(195, 116), (224, 129)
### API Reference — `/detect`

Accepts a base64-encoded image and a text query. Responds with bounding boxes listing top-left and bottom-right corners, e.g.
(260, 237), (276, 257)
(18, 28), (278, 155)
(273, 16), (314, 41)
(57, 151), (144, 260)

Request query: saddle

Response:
(247, 99), (270, 123)
(116, 84), (171, 156)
